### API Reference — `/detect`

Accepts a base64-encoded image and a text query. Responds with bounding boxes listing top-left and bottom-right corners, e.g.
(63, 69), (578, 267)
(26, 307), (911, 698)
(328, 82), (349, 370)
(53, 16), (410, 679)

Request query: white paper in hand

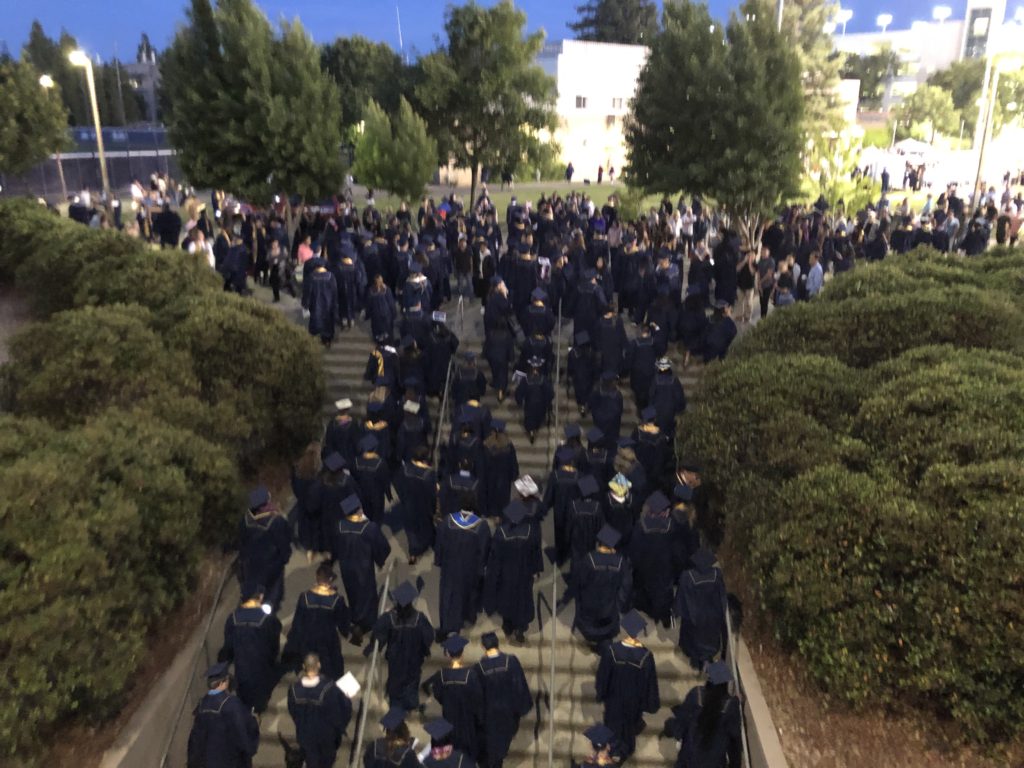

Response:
(337, 672), (361, 698)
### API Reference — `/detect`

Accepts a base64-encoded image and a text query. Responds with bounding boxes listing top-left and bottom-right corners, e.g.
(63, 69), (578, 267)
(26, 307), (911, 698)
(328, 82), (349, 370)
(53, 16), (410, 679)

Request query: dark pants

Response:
(759, 287), (773, 319)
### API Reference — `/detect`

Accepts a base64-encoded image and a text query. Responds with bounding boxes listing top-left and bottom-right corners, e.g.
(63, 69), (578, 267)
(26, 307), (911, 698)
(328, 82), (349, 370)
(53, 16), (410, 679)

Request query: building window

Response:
(606, 115), (617, 128)
(576, 95), (587, 109)
(611, 97), (624, 109)
(964, 8), (992, 59)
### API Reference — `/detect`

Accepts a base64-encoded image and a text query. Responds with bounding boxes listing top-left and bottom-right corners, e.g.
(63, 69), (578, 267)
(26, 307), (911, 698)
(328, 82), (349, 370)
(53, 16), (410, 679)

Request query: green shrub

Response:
(0, 197), (57, 282)
(0, 413), (52, 465)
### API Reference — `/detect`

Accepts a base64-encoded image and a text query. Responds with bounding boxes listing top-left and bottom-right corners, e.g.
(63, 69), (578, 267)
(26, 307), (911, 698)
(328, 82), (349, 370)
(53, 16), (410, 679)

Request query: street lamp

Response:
(837, 8), (854, 35)
(68, 49), (110, 203)
(932, 5), (952, 23)
(37, 73), (68, 200)
(877, 13), (894, 33)
(824, 20), (838, 34)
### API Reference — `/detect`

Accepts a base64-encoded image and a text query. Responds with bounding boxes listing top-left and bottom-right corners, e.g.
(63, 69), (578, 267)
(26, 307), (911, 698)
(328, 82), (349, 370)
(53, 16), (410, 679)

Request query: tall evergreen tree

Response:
(353, 98), (437, 201)
(415, 1), (556, 205)
(321, 36), (409, 133)
(570, 0), (658, 44)
(0, 59), (70, 174)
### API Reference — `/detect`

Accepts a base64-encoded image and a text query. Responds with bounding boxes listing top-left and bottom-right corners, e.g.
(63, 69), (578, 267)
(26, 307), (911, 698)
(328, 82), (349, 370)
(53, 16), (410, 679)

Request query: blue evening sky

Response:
(3, 0), (975, 62)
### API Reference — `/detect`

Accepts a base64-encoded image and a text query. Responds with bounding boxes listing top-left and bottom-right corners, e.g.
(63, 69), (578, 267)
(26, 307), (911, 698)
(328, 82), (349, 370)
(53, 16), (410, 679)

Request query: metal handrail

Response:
(159, 555), (239, 768)
(348, 557), (397, 768)
(432, 356), (456, 469)
(724, 589), (752, 768)
(546, 298), (564, 768)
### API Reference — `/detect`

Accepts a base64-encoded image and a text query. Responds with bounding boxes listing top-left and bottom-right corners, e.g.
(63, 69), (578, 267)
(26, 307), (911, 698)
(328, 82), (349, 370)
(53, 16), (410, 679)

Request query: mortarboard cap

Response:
(608, 472), (631, 496)
(577, 475), (599, 497)
(323, 452), (346, 472)
(206, 661), (230, 681)
(584, 723), (615, 750)
(424, 718), (454, 742)
(391, 580), (418, 607)
(528, 355), (545, 368)
(442, 635), (469, 655)
(586, 426), (604, 444)
(564, 424), (581, 440)
(531, 287), (547, 301)
(432, 311), (447, 323)
(403, 400), (421, 415)
(357, 434), (379, 453)
(600, 369), (616, 381)
(686, 283), (702, 297)
(400, 334), (415, 349)
(380, 706), (406, 730)
(367, 400), (385, 415)
(490, 418), (506, 433)
(617, 436), (636, 449)
(674, 484), (694, 502)
(505, 500), (528, 524)
(621, 609), (647, 638)
(597, 524), (622, 549)
(574, 330), (591, 345)
(555, 445), (576, 465)
(409, 261), (423, 273)
(641, 406), (657, 422)
(713, 298), (730, 309)
(243, 582), (266, 600)
(656, 357), (672, 371)
(514, 475), (539, 496)
(583, 268), (597, 280)
(341, 494), (362, 515)
(707, 660), (733, 685)
(679, 458), (703, 473)
(691, 547), (717, 571)
(335, 398), (353, 411)
(248, 486), (270, 511)
(645, 490), (670, 514)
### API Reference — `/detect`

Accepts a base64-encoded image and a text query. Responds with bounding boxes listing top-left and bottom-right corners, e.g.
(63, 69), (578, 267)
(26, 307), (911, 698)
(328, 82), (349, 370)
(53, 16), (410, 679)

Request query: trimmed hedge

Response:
(0, 198), (322, 758)
(682, 247), (1024, 741)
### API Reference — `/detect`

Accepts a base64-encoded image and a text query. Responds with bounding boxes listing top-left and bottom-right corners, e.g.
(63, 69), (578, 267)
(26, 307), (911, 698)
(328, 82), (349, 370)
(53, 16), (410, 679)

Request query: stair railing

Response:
(431, 356), (456, 470)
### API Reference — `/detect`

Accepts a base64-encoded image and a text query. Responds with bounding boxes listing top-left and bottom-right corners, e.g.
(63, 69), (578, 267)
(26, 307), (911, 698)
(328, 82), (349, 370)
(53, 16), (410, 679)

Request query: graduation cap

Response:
(462, 351), (477, 362)
(674, 484), (694, 502)
(707, 660), (733, 685)
(391, 580), (418, 608)
(608, 472), (631, 497)
(584, 723), (615, 750)
(528, 355), (545, 368)
(490, 418), (506, 433)
(367, 400), (385, 415)
(481, 631), (500, 650)
(574, 330), (591, 346)
(586, 426), (604, 444)
(341, 494), (362, 516)
(583, 268), (598, 280)
(205, 661), (230, 682)
(564, 424), (582, 440)
(617, 436), (636, 449)
(530, 287), (547, 302)
(323, 452), (346, 473)
(248, 486), (270, 511)
(432, 311), (447, 323)
(577, 475), (599, 497)
(403, 400), (421, 415)
(441, 635), (469, 656)
(490, 275), (503, 286)
(409, 261), (423, 273)
(679, 458), (703, 473)
(641, 490), (667, 515)
(335, 398), (353, 411)
(596, 524), (622, 549)
(420, 232), (435, 244)
(516, 241), (531, 254)
(555, 445), (576, 466)
(686, 283), (703, 297)
(243, 582), (266, 600)
(691, 547), (717, 571)
(514, 475), (539, 497)
(400, 334), (416, 349)
(712, 298), (730, 310)
(641, 405), (657, 422)
(396, 234), (410, 247)
(656, 357), (672, 371)
(424, 718), (455, 743)
(621, 609), (647, 638)
(380, 706), (406, 731)
(600, 369), (616, 381)
(357, 434), (379, 453)
(375, 333), (392, 344)
(504, 501), (528, 525)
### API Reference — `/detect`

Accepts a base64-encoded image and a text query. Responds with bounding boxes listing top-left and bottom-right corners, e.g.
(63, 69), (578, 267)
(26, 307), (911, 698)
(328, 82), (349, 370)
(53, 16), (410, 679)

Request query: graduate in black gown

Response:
(663, 662), (742, 768)
(568, 330), (597, 416)
(353, 435), (392, 523)
(514, 356), (554, 444)
(700, 300), (738, 363)
(476, 633), (533, 768)
(633, 407), (671, 492)
(283, 563), (351, 680)
(567, 475), (605, 574)
(218, 585), (281, 713)
(427, 636), (485, 761)
(648, 359), (687, 439)
(544, 445), (581, 565)
(595, 611), (660, 758)
(323, 398), (359, 470)
(395, 446), (438, 564)
(287, 653), (353, 768)
(434, 500), (492, 637)
(481, 419), (519, 519)
(310, 452), (360, 556)
(423, 718), (477, 768)
(588, 371), (624, 447)
(187, 662), (259, 768)
(625, 324), (658, 412)
(364, 707), (421, 768)
(452, 352), (487, 407)
(484, 325), (516, 402)
(425, 313), (460, 397)
(369, 581), (434, 711)
(674, 548), (727, 670)
(308, 261), (339, 346)
(629, 491), (681, 628)
(238, 486), (291, 611)
(330, 494), (392, 645)
(572, 525), (632, 650)
(483, 501), (542, 641)
(586, 427), (614, 489)
(571, 723), (620, 768)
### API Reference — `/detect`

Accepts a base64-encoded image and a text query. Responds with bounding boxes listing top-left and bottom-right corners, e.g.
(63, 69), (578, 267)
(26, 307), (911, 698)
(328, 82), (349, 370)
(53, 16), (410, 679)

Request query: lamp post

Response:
(876, 13), (894, 33)
(38, 74), (68, 201)
(837, 8), (854, 36)
(932, 5), (952, 23)
(68, 49), (110, 204)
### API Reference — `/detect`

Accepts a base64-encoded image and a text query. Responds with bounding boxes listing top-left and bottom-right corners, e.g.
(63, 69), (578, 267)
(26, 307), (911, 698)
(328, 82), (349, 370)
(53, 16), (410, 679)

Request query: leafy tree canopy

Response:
(353, 97), (437, 202)
(321, 35), (410, 135)
(0, 58), (70, 174)
(893, 84), (959, 143)
(840, 47), (901, 110)
(569, 0), (658, 45)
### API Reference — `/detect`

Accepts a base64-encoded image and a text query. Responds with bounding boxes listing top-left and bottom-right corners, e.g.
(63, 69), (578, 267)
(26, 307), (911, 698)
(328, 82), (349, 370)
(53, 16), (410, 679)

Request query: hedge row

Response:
(0, 198), (324, 758)
(682, 246), (1024, 742)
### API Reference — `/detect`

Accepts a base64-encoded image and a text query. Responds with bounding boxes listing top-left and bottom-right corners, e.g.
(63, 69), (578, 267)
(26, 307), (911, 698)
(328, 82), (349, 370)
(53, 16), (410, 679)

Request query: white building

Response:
(537, 39), (649, 180)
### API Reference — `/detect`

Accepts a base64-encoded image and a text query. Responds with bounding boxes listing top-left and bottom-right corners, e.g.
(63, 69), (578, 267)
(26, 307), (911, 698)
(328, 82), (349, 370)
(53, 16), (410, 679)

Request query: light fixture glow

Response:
(38, 74), (55, 89)
(68, 49), (89, 67)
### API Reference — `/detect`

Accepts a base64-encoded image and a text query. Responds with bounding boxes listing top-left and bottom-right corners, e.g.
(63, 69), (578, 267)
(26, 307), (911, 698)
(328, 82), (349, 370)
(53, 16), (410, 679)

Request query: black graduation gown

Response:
(679, 305), (709, 355)
(292, 470), (319, 552)
(364, 739), (421, 768)
(425, 327), (460, 396)
(187, 691), (259, 768)
(310, 472), (360, 553)
(521, 303), (555, 337)
(483, 518), (542, 632)
(287, 677), (353, 768)
(324, 415), (359, 470)
(568, 344), (597, 408)
(602, 492), (636, 547)
(648, 374), (687, 436)
(567, 498), (605, 570)
(543, 466), (580, 564)
(396, 460), (438, 557)
(595, 314), (626, 376)
(484, 327), (515, 394)
(517, 335), (553, 377)
(238, 511), (291, 610)
(674, 565), (727, 668)
(309, 269), (339, 341)
(573, 282), (608, 339)
(429, 665), (485, 760)
(283, 588), (351, 680)
(396, 415), (428, 465)
(481, 435), (519, 518)
(634, 426), (670, 492)
(515, 373), (553, 433)
(330, 517), (391, 631)
(452, 366), (487, 407)
(218, 605), (282, 713)
(588, 385), (623, 445)
(365, 345), (400, 390)
(371, 607), (434, 709)
(667, 686), (743, 768)
(365, 288), (398, 342)
(434, 513), (492, 634)
(626, 336), (658, 410)
(595, 641), (660, 758)
(700, 318), (738, 363)
(424, 749), (477, 768)
(629, 513), (680, 624)
(573, 550), (632, 644)
(477, 652), (533, 767)
(354, 454), (392, 523)
(440, 472), (481, 517)
(586, 446), (614, 489)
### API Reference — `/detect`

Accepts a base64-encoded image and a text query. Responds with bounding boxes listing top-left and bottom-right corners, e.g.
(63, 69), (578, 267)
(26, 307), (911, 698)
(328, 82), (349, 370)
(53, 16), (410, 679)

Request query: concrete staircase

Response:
(248, 287), (708, 768)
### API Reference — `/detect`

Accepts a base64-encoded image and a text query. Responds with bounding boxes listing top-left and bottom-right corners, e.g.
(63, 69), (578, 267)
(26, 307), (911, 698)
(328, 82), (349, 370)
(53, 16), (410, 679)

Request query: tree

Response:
(569, 0), (658, 45)
(928, 58), (1024, 134)
(162, 0), (343, 202)
(840, 48), (901, 110)
(625, 0), (804, 243)
(414, 1), (556, 206)
(893, 84), (958, 143)
(321, 36), (409, 134)
(0, 59), (69, 174)
(353, 98), (437, 202)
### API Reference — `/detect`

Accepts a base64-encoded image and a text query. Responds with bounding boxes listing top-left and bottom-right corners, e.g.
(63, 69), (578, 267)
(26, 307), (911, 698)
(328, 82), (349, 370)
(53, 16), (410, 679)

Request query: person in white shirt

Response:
(189, 229), (215, 268)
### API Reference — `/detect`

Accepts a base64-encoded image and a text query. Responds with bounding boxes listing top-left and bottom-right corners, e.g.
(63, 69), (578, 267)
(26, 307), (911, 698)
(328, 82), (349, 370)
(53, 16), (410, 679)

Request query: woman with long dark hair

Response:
(665, 662), (743, 767)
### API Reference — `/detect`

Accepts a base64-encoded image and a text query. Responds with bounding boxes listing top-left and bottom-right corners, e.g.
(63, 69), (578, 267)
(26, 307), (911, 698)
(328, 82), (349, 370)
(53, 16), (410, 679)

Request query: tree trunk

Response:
(469, 158), (478, 214)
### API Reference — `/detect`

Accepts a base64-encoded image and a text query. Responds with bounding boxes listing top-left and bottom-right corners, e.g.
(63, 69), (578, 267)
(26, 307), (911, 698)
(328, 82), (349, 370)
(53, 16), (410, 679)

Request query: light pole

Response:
(837, 8), (854, 36)
(777, 0), (784, 32)
(38, 74), (68, 201)
(68, 49), (110, 204)
(876, 13), (894, 33)
(932, 5), (952, 23)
